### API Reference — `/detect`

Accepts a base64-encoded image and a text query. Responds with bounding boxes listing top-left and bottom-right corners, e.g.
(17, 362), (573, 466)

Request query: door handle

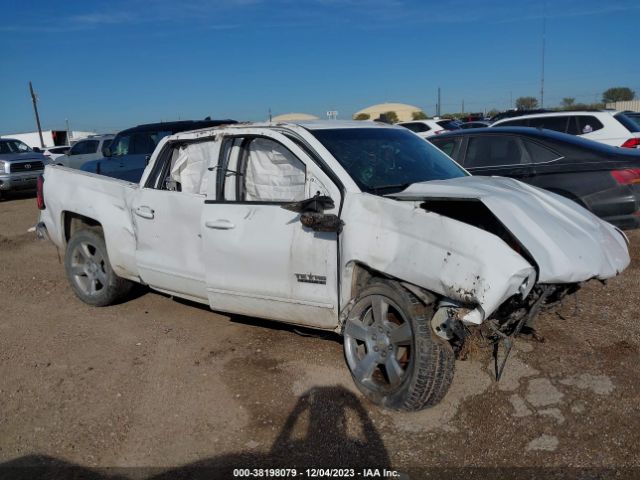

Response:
(134, 206), (155, 219)
(205, 219), (235, 230)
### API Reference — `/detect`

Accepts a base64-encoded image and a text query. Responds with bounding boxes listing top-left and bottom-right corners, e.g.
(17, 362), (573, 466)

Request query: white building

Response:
(0, 130), (96, 148)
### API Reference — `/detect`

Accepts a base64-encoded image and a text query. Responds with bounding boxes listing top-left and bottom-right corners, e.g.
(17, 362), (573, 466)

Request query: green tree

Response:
(561, 97), (575, 109)
(486, 108), (500, 118)
(412, 110), (428, 120)
(383, 111), (399, 124)
(515, 96), (539, 110)
(602, 87), (635, 103)
(353, 113), (370, 120)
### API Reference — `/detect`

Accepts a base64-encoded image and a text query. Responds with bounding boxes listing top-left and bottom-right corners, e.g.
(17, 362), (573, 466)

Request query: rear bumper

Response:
(0, 172), (41, 191)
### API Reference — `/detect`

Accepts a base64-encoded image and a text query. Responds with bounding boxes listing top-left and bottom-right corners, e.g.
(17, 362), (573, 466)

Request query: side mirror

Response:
(300, 212), (343, 233)
(33, 147), (41, 152)
(103, 146), (112, 157)
(281, 194), (343, 233)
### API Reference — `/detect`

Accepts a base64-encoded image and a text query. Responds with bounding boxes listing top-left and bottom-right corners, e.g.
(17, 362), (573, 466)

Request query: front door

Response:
(202, 131), (341, 329)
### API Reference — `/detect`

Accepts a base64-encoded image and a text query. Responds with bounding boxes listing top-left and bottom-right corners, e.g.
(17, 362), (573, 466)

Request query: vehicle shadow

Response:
(0, 190), (36, 202)
(0, 386), (391, 479)
(171, 295), (342, 343)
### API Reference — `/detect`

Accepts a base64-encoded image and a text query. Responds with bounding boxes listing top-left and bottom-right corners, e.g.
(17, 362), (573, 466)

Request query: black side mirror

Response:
(33, 147), (41, 152)
(300, 212), (343, 233)
(282, 194), (343, 233)
(103, 146), (112, 157)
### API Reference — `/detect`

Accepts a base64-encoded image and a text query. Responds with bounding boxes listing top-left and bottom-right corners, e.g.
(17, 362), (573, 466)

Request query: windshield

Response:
(311, 127), (467, 194)
(0, 140), (32, 154)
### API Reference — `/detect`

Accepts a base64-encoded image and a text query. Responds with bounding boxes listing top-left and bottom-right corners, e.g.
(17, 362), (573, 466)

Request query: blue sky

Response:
(1, 0), (639, 134)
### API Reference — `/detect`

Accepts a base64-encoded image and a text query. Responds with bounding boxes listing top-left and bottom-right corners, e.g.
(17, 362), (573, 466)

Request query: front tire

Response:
(64, 228), (133, 306)
(343, 280), (455, 411)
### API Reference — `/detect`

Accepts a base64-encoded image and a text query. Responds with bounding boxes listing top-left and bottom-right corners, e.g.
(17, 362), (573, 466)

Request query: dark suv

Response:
(81, 118), (236, 182)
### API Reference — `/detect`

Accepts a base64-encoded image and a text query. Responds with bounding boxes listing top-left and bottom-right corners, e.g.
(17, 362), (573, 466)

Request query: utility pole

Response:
(540, 5), (546, 108)
(437, 87), (441, 117)
(65, 118), (71, 145)
(510, 91), (513, 109)
(461, 99), (465, 115)
(29, 81), (45, 148)
(268, 108), (272, 122)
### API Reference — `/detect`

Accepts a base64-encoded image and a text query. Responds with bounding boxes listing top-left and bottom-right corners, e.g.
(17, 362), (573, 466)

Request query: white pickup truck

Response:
(37, 120), (630, 411)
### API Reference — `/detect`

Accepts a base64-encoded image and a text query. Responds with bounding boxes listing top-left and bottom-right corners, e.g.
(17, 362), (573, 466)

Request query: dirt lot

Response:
(1, 193), (639, 478)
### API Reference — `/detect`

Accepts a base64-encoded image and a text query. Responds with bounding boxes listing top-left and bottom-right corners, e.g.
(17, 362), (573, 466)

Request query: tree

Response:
(383, 111), (399, 124)
(515, 96), (538, 110)
(602, 87), (635, 104)
(561, 97), (575, 109)
(412, 110), (428, 120)
(486, 108), (500, 118)
(353, 113), (370, 121)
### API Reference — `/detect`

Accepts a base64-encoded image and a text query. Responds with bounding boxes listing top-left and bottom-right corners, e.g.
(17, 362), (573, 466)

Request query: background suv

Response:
(491, 110), (640, 148)
(81, 118), (236, 182)
(56, 134), (114, 169)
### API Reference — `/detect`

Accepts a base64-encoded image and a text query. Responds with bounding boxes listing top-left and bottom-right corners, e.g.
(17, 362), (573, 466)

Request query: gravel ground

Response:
(1, 192), (639, 479)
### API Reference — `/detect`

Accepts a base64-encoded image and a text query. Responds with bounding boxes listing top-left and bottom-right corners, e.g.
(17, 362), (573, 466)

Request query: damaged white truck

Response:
(36, 121), (630, 411)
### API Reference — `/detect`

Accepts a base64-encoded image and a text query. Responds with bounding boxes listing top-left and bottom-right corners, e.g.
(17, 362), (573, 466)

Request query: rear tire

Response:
(64, 228), (134, 306)
(343, 279), (455, 411)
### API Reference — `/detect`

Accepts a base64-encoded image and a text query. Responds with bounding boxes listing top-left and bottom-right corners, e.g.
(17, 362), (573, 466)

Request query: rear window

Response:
(576, 116), (604, 134)
(614, 113), (640, 133)
(522, 139), (561, 163)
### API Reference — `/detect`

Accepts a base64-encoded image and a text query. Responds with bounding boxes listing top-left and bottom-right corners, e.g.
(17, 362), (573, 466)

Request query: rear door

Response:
(201, 130), (341, 329)
(461, 134), (533, 179)
(132, 139), (216, 301)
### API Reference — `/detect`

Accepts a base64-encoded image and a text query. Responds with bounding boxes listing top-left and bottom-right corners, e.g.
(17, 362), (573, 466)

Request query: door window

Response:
(465, 136), (525, 168)
(226, 137), (306, 202)
(528, 116), (569, 133)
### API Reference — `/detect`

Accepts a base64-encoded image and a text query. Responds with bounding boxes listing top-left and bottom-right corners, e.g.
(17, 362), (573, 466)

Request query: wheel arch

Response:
(62, 211), (103, 245)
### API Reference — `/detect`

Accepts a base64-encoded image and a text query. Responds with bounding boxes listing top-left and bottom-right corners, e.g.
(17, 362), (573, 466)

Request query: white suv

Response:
(491, 110), (640, 148)
(397, 118), (462, 138)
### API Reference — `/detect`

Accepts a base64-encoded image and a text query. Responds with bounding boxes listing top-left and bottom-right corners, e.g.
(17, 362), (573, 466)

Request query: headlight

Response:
(0, 162), (6, 174)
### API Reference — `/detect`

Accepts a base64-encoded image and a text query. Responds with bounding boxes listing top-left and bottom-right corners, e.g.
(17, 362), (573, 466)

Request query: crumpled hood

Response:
(390, 176), (630, 283)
